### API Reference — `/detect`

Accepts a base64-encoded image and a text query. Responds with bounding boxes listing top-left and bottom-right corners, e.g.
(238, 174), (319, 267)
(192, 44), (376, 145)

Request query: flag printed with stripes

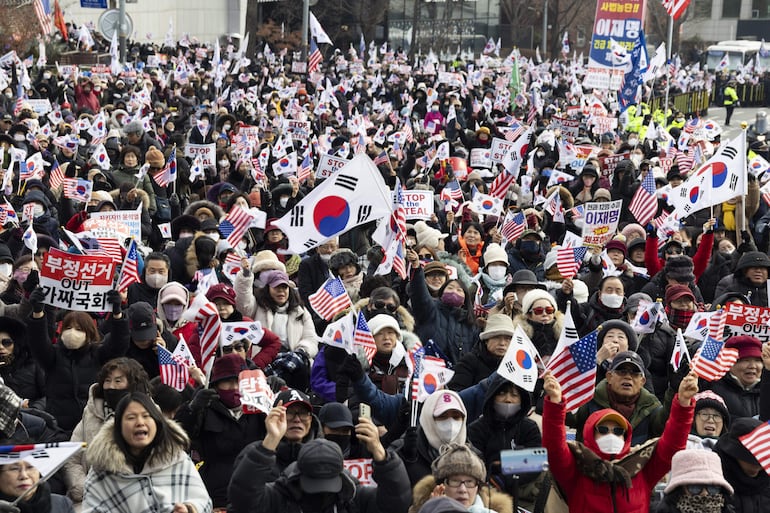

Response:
(501, 211), (526, 242)
(158, 345), (190, 392)
(691, 337), (740, 381)
(308, 277), (353, 321)
(62, 178), (93, 203)
(628, 171), (658, 225)
(48, 157), (64, 190)
(220, 206), (255, 246)
(353, 311), (377, 365)
(662, 0), (692, 20)
(489, 167), (516, 199)
(440, 179), (464, 201)
(117, 239), (141, 292)
(739, 421), (770, 475)
(708, 307), (727, 341)
(308, 38), (322, 73)
(33, 0), (53, 35)
(546, 309), (598, 412)
(152, 147), (177, 187)
(181, 294), (222, 379)
(556, 246), (588, 279)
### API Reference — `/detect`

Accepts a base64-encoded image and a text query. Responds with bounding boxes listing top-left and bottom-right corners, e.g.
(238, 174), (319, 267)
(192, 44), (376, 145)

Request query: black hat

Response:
(128, 302), (157, 341)
(609, 351), (645, 373)
(0, 243), (13, 265)
(297, 439), (344, 493)
(273, 389), (312, 410)
(598, 320), (638, 351)
(503, 269), (546, 296)
(667, 166), (684, 181)
(319, 402), (354, 429)
(419, 497), (468, 513)
(0, 317), (26, 342)
(717, 418), (763, 464)
(665, 255), (695, 283)
(736, 251), (770, 272)
(171, 215), (201, 239)
(580, 165), (599, 178)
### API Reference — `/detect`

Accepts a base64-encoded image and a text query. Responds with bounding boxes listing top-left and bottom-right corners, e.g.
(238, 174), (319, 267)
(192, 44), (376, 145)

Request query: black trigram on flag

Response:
(357, 205), (372, 223)
(335, 174), (358, 192)
(722, 146), (738, 160)
(304, 238), (318, 249)
(290, 206), (304, 227)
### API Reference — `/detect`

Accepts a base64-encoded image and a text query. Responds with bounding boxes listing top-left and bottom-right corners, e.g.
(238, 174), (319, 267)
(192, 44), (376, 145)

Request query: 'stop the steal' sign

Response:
(39, 248), (117, 312)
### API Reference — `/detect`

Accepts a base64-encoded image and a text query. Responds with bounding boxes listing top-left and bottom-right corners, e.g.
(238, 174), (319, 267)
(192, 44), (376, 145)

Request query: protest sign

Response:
(86, 205), (142, 240)
(402, 191), (434, 220)
(469, 148), (493, 169)
(39, 248), (117, 312)
(553, 116), (580, 140)
(490, 138), (514, 164)
(239, 369), (274, 415)
(185, 143), (216, 167)
(581, 200), (622, 247)
(599, 152), (631, 180)
(26, 99), (52, 115)
(316, 154), (349, 179)
(286, 120), (311, 139)
(723, 302), (770, 343)
(343, 459), (376, 486)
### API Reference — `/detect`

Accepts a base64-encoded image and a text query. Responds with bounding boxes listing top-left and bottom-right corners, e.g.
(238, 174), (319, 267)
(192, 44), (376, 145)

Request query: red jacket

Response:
(542, 394), (693, 513)
(187, 315), (281, 370)
(644, 231), (713, 278)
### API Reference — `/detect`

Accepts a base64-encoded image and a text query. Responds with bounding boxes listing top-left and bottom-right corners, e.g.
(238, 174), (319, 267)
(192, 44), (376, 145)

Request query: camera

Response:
(500, 448), (549, 475)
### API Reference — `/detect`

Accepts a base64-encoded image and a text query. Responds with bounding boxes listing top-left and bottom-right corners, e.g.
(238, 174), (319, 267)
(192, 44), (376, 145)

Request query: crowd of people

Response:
(0, 17), (768, 513)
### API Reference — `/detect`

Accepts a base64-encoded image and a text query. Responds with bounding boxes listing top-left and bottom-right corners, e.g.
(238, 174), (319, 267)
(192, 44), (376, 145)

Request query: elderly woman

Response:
(409, 443), (512, 513)
(82, 393), (212, 513)
(0, 460), (74, 513)
(655, 450), (734, 513)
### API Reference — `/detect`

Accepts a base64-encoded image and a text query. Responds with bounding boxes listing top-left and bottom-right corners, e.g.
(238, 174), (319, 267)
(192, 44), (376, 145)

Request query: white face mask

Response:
(223, 124), (231, 131)
(628, 138), (639, 147)
(279, 196), (289, 208)
(487, 265), (507, 281)
(179, 230), (194, 239)
(206, 232), (220, 242)
(0, 264), (11, 278)
(319, 253), (332, 263)
(431, 105), (439, 112)
(238, 240), (248, 251)
(218, 160), (230, 168)
(493, 402), (521, 419)
(434, 418), (463, 443)
(595, 433), (625, 455)
(43, 72), (52, 80)
(13, 134), (25, 142)
(4, 92), (12, 99)
(630, 154), (642, 167)
(602, 293), (624, 309)
(61, 328), (87, 350)
(32, 205), (45, 218)
(145, 273), (168, 289)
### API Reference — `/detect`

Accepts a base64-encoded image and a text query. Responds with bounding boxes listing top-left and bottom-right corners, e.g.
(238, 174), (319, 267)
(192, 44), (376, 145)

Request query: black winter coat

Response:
(26, 314), (129, 433)
(446, 342), (500, 392)
(0, 342), (46, 410)
(714, 273), (769, 307)
(707, 373), (760, 419)
(716, 440), (770, 513)
(175, 396), (266, 508)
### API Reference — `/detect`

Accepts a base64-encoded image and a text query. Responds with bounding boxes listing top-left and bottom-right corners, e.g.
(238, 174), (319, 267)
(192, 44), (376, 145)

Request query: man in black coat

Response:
(297, 239), (336, 334)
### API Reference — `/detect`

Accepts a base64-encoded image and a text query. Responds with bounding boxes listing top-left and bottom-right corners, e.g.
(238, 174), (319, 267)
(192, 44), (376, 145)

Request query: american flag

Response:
(708, 307), (727, 341)
(676, 152), (694, 174)
(86, 237), (123, 264)
(504, 121), (527, 142)
(691, 337), (740, 381)
(13, 84), (24, 118)
(740, 421), (770, 475)
(308, 277), (353, 321)
(683, 117), (701, 134)
(556, 246), (588, 279)
(374, 150), (389, 166)
(62, 178), (93, 203)
(392, 239), (407, 279)
(662, 0), (692, 20)
(501, 211), (526, 242)
(298, 152), (313, 183)
(152, 147), (177, 187)
(402, 118), (414, 143)
(440, 179), (464, 201)
(393, 178), (407, 241)
(220, 206), (255, 246)
(353, 311), (378, 365)
(489, 167), (516, 199)
(157, 345), (189, 392)
(473, 282), (496, 317)
(628, 171), (658, 225)
(547, 309), (598, 412)
(389, 110), (399, 126)
(185, 295), (223, 379)
(48, 158), (64, 190)
(117, 239), (141, 292)
(761, 182), (770, 207)
(308, 38), (322, 73)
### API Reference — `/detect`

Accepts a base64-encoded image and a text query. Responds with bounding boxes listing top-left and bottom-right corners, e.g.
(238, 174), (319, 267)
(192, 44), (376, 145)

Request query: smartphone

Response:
(359, 403), (371, 420)
(500, 448), (549, 475)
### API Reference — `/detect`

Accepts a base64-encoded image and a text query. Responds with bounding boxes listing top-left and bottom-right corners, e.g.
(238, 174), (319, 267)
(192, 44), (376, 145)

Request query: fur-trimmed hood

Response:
(183, 199), (225, 221)
(184, 232), (220, 280)
(513, 310), (564, 340)
(409, 475), (513, 513)
(86, 417), (190, 475)
(436, 251), (473, 288)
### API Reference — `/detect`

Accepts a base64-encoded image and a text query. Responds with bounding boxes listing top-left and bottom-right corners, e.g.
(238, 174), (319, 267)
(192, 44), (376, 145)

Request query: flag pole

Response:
(664, 14), (673, 115)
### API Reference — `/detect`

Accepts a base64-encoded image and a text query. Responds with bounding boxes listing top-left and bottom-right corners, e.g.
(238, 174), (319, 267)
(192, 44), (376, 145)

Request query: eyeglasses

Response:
(0, 339), (13, 348)
(418, 254), (434, 261)
(529, 306), (555, 315)
(665, 248), (683, 255)
(697, 412), (723, 422)
(223, 343), (246, 354)
(373, 301), (399, 313)
(596, 425), (626, 436)
(445, 478), (479, 489)
(286, 409), (312, 420)
(612, 368), (643, 377)
(685, 484), (722, 496)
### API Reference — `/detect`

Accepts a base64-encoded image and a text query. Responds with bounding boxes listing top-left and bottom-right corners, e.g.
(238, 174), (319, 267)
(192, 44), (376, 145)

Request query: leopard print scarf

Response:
(675, 493), (725, 513)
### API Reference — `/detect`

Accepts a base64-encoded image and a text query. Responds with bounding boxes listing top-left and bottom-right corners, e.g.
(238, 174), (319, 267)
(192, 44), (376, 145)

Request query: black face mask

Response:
(324, 434), (351, 456)
(519, 240), (540, 256)
(103, 388), (129, 410)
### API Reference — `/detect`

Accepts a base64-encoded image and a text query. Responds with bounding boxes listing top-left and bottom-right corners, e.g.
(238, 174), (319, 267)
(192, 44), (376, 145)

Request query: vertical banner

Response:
(583, 0), (647, 90)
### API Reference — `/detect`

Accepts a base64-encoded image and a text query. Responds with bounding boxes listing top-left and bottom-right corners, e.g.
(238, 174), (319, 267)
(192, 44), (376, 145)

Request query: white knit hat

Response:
(483, 243), (508, 267)
(251, 250), (286, 274)
(414, 221), (448, 250)
(520, 289), (556, 314)
(664, 450), (733, 495)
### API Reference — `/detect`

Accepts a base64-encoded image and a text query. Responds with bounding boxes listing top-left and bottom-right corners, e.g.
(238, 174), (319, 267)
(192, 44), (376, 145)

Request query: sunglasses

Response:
(373, 300), (398, 313)
(685, 484), (722, 496)
(223, 342), (246, 353)
(529, 306), (555, 315)
(665, 248), (683, 255)
(596, 425), (626, 436)
(0, 339), (12, 348)
(418, 254), (434, 261)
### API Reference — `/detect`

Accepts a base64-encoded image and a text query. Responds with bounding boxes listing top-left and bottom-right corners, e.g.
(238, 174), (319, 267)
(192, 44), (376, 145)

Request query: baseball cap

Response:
(297, 439), (344, 493)
(128, 302), (157, 341)
(274, 389), (312, 411)
(595, 411), (627, 429)
(318, 402), (354, 429)
(432, 391), (465, 417)
(608, 351), (645, 374)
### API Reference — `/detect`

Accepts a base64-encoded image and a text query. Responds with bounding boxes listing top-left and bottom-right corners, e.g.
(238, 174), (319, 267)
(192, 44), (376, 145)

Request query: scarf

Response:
(458, 237), (484, 274)
(666, 307), (695, 330)
(0, 481), (52, 513)
(675, 493), (725, 513)
(273, 303), (289, 348)
(607, 387), (639, 422)
(342, 272), (364, 302)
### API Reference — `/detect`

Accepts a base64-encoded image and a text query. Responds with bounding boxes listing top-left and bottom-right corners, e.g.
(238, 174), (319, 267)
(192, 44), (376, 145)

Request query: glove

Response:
(22, 270), (39, 294)
(106, 289), (122, 315)
(169, 193), (180, 207)
(742, 230), (752, 244)
(189, 388), (218, 413)
(29, 287), (46, 314)
(646, 223), (656, 237)
(341, 354), (364, 381)
(402, 426), (418, 461)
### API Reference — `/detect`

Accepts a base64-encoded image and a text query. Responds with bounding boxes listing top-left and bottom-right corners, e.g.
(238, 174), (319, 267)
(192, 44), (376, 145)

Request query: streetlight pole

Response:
(542, 0), (548, 58)
(118, 0), (126, 62)
(301, 0), (309, 60)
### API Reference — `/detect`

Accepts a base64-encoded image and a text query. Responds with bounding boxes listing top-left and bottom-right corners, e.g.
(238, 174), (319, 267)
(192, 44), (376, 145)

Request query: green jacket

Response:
(569, 379), (667, 446)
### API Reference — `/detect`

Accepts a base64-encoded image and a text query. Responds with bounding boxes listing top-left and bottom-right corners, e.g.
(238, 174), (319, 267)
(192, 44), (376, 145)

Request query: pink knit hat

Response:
(663, 450), (733, 495)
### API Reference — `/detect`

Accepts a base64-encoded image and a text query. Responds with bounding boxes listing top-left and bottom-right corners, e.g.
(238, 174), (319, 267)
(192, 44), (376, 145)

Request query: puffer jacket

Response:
(410, 267), (479, 366)
(447, 342), (502, 392)
(706, 373), (760, 419)
(409, 475), (512, 513)
(544, 393), (693, 513)
(714, 273), (769, 307)
(228, 441), (412, 513)
(82, 418), (212, 513)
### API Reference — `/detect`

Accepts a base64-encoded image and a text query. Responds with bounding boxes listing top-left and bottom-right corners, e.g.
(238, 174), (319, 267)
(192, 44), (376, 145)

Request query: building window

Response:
(722, 0), (741, 17)
(693, 0), (712, 18)
(753, 0), (770, 17)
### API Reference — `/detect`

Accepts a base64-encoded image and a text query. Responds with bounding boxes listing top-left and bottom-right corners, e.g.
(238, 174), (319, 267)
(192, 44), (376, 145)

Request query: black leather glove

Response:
(341, 354), (364, 381)
(402, 426), (418, 461)
(741, 230), (752, 244)
(22, 270), (39, 294)
(189, 388), (218, 413)
(106, 289), (122, 315)
(29, 287), (46, 314)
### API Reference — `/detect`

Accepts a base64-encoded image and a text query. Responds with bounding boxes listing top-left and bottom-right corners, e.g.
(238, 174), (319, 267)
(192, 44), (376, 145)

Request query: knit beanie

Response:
(693, 390), (730, 430)
(483, 243), (508, 267)
(414, 221), (447, 250)
(520, 289), (556, 314)
(431, 443), (486, 483)
(664, 255), (695, 283)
